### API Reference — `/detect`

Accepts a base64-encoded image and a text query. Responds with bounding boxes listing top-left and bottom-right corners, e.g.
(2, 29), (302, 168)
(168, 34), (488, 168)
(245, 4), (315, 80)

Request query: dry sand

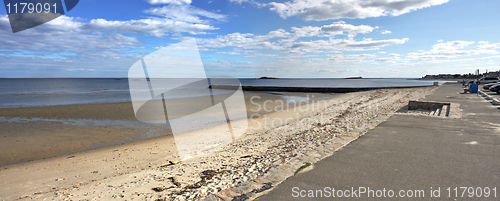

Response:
(0, 87), (436, 200)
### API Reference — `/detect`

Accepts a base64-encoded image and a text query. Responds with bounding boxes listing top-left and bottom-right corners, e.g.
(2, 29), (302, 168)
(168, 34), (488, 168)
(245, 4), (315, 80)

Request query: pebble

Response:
(128, 88), (436, 201)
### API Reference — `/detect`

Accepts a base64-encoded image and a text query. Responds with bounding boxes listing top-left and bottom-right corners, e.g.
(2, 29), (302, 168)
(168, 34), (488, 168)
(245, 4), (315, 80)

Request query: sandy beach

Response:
(0, 87), (436, 200)
(1, 92), (317, 166)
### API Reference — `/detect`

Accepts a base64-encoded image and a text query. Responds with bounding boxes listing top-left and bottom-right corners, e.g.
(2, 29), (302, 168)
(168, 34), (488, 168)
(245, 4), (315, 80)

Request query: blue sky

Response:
(1, 0), (500, 78)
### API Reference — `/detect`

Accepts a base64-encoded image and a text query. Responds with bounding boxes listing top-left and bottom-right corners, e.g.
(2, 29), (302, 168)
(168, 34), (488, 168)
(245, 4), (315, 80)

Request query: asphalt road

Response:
(257, 83), (500, 200)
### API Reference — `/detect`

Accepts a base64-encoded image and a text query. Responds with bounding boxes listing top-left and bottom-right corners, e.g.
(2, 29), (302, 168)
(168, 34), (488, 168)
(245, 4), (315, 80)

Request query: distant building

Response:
(422, 73), (477, 79)
(483, 71), (500, 78)
(437, 74), (453, 79)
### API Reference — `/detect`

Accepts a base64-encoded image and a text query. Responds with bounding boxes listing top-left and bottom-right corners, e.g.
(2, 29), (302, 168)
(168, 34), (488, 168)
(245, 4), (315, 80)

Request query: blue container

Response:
(470, 84), (478, 93)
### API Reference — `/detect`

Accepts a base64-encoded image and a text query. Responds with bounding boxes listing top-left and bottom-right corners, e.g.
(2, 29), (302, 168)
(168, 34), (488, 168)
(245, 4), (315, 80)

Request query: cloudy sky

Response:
(1, 0), (499, 78)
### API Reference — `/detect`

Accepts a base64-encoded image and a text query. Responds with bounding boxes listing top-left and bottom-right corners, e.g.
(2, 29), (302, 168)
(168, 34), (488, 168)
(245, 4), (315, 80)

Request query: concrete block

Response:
(408, 101), (451, 116)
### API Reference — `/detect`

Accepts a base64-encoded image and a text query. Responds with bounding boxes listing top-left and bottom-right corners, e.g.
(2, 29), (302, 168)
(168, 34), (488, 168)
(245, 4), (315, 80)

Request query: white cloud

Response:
(84, 18), (219, 37)
(437, 39), (443, 42)
(0, 15), (139, 53)
(144, 0), (191, 5)
(0, 15), (146, 77)
(381, 30), (391, 34)
(374, 57), (394, 62)
(229, 0), (253, 4)
(480, 55), (500, 59)
(0, 0), (226, 59)
(146, 4), (226, 23)
(229, 0), (250, 3)
(340, 38), (409, 49)
(269, 0), (449, 21)
(0, 15), (408, 77)
(202, 39), (500, 78)
(320, 21), (377, 36)
(198, 30), (278, 50)
(75, 2), (226, 37)
(202, 56), (387, 78)
(265, 29), (291, 38)
(216, 51), (242, 55)
(290, 26), (321, 38)
(374, 53), (401, 62)
(66, 1), (227, 37)
(407, 40), (498, 61)
(330, 53), (377, 61)
(478, 42), (500, 50)
(228, 0), (263, 7)
(196, 24), (405, 54)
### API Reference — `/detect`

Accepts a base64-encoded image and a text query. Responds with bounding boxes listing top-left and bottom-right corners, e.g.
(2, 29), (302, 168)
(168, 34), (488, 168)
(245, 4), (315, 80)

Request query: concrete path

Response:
(257, 84), (500, 200)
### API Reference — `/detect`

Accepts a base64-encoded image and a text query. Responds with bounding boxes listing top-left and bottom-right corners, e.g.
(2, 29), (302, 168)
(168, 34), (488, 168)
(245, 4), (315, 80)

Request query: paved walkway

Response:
(258, 83), (500, 200)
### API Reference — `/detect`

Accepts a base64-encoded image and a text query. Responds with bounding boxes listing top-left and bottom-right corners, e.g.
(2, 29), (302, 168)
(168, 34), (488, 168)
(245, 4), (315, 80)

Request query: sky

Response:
(1, 0), (500, 78)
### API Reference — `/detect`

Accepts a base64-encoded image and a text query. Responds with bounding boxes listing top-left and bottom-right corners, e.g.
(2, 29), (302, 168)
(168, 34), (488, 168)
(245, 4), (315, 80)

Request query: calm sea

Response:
(0, 78), (448, 108)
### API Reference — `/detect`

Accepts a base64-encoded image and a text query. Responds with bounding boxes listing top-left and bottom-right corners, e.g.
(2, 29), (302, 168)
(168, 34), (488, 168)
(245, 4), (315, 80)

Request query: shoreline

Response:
(213, 84), (435, 93)
(0, 91), (334, 166)
(0, 86), (437, 200)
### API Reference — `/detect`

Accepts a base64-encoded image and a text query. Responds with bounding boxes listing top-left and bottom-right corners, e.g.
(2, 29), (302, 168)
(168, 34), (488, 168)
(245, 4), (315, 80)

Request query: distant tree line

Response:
(422, 71), (500, 79)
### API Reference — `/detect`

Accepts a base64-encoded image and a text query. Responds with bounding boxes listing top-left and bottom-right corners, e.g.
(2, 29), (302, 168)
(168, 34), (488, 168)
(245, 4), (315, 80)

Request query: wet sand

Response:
(0, 92), (332, 166)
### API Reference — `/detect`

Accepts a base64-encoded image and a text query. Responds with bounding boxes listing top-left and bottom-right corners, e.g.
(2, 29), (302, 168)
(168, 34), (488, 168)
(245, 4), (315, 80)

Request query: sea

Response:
(0, 78), (451, 108)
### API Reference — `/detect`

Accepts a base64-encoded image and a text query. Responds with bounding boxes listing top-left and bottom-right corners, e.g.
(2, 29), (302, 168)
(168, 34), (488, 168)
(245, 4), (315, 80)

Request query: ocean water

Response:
(0, 78), (447, 108)
(0, 78), (130, 108)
